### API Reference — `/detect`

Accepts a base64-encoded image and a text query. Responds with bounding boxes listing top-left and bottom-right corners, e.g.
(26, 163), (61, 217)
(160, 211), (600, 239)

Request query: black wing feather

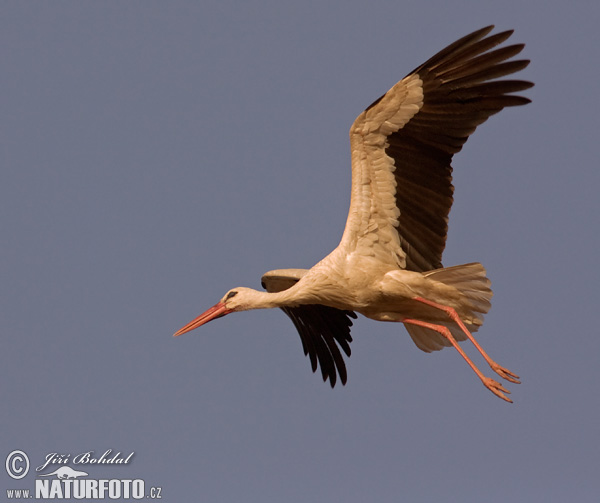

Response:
(261, 272), (356, 388)
(386, 26), (533, 272)
(280, 305), (355, 388)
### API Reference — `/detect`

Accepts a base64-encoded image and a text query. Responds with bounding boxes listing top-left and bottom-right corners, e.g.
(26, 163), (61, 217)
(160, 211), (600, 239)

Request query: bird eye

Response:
(225, 291), (238, 300)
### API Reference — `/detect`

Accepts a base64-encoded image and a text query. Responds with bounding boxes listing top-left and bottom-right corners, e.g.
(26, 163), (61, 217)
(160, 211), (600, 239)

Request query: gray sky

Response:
(2, 1), (599, 501)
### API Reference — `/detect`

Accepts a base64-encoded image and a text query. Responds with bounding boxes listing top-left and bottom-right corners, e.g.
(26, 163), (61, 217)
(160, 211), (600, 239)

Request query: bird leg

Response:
(413, 297), (520, 384)
(402, 318), (513, 403)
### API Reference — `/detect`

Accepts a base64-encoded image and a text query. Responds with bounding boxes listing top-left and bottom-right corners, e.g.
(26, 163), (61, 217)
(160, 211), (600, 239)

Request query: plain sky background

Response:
(2, 1), (599, 501)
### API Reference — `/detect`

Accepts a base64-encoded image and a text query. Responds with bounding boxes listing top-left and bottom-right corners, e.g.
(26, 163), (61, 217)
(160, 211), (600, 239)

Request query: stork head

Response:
(173, 287), (259, 336)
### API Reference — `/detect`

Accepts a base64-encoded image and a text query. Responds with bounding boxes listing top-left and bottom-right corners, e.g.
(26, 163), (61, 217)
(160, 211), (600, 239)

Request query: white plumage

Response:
(175, 26), (533, 402)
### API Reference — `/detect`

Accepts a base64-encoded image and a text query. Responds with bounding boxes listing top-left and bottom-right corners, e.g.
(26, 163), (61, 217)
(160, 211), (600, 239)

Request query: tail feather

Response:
(406, 262), (492, 353)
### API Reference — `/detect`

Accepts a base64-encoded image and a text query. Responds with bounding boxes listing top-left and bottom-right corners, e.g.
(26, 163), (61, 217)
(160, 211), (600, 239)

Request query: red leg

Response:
(403, 318), (513, 403)
(414, 297), (520, 384)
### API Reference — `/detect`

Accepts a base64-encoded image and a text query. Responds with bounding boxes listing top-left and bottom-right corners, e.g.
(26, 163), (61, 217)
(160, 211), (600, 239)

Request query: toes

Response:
(490, 379), (510, 394)
(483, 378), (513, 403)
(496, 369), (521, 384)
(490, 363), (521, 384)
(491, 388), (513, 403)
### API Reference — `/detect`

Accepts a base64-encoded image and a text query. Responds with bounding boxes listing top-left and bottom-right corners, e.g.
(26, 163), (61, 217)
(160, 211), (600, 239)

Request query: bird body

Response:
(175, 26), (532, 402)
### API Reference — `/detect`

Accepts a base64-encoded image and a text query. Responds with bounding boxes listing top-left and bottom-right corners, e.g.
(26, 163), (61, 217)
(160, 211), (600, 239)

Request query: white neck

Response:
(234, 283), (318, 311)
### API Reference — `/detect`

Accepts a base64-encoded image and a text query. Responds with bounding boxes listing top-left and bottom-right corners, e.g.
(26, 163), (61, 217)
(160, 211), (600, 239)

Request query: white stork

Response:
(175, 26), (533, 402)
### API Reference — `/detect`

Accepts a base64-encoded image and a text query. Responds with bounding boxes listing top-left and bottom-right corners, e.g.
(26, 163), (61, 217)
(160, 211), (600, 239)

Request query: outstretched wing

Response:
(340, 26), (533, 272)
(261, 269), (356, 388)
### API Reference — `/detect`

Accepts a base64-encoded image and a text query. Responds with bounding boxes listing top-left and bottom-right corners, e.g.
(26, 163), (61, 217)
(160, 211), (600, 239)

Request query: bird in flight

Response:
(175, 26), (533, 402)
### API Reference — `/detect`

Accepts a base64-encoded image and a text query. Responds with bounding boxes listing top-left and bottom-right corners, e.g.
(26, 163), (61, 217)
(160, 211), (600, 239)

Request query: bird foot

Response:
(490, 362), (521, 384)
(482, 377), (513, 403)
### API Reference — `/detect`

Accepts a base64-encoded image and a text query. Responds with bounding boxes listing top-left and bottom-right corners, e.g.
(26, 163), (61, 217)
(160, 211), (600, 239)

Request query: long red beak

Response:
(173, 301), (232, 336)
